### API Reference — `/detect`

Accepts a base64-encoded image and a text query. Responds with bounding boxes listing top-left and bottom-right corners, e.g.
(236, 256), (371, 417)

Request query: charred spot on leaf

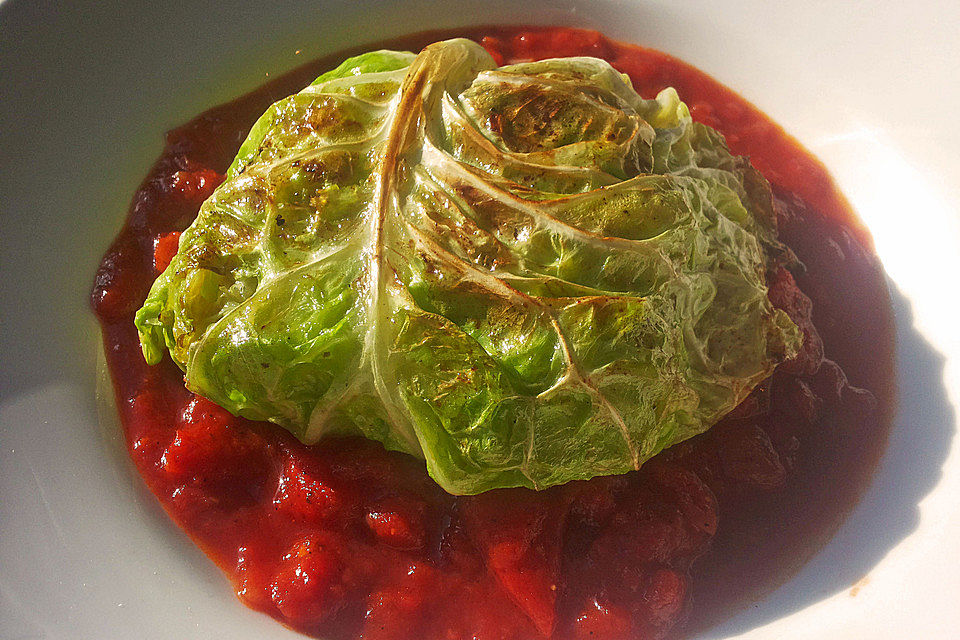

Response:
(488, 112), (505, 135)
(300, 150), (356, 184)
(182, 243), (232, 275)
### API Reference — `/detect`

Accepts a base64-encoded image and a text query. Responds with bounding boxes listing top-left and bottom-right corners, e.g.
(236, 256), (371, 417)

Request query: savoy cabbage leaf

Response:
(135, 39), (801, 494)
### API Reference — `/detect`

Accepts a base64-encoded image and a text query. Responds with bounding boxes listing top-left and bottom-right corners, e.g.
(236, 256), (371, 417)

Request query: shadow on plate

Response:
(696, 280), (955, 638)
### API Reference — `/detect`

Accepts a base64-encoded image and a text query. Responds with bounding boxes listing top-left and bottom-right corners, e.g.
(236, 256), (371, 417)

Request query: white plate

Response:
(2, 1), (958, 638)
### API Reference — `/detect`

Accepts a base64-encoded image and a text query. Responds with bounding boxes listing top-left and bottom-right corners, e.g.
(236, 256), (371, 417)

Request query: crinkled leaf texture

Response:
(136, 39), (801, 494)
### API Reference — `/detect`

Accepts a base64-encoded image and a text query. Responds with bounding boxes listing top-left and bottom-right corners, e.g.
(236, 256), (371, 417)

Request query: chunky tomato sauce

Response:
(91, 26), (895, 640)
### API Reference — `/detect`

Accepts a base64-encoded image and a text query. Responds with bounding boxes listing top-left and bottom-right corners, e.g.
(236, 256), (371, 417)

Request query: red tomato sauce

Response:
(91, 26), (895, 640)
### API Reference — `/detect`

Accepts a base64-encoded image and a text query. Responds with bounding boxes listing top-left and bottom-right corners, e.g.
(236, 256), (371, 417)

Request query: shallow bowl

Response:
(2, 1), (959, 638)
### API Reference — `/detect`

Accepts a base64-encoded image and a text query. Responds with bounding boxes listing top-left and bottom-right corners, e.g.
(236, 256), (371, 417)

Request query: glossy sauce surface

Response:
(91, 26), (895, 639)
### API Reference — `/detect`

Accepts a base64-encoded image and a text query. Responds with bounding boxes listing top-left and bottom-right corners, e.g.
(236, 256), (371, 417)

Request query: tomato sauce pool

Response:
(91, 26), (896, 640)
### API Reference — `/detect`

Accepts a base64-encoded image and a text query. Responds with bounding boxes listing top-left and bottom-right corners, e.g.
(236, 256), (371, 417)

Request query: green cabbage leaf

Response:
(135, 39), (801, 494)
